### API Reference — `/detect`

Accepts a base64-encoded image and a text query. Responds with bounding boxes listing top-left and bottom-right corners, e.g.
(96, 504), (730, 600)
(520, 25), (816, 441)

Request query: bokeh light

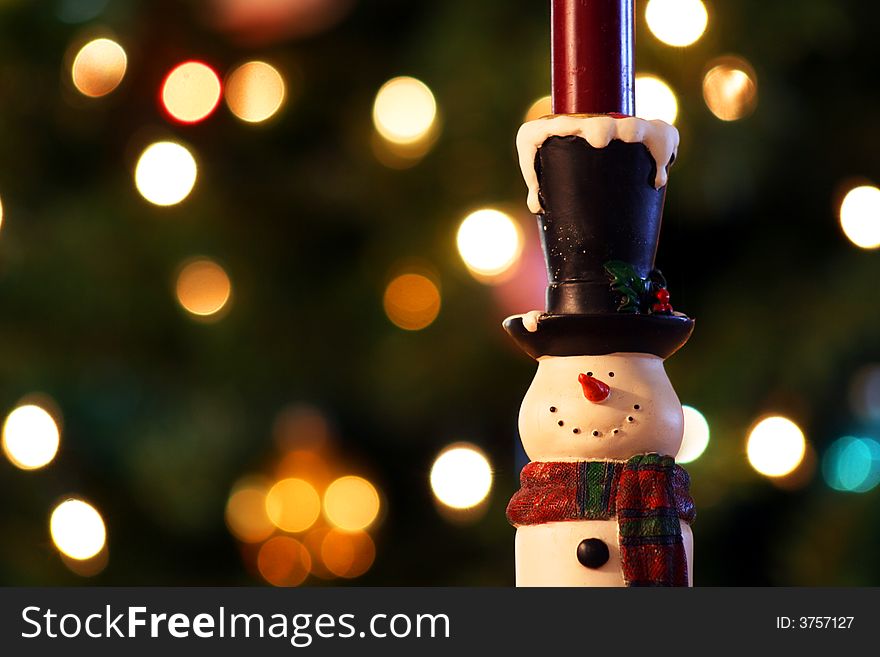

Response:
(823, 436), (880, 493)
(71, 37), (127, 97)
(635, 75), (678, 124)
(746, 416), (806, 477)
(0, 194), (4, 233)
(225, 61), (286, 123)
(383, 273), (441, 330)
(456, 209), (523, 282)
(257, 536), (311, 586)
(676, 405), (710, 464)
(372, 76), (437, 145)
(524, 95), (552, 122)
(161, 61), (222, 123)
(134, 141), (198, 206)
(323, 476), (380, 531)
(702, 58), (757, 121)
(645, 0), (708, 47)
(430, 444), (493, 509)
(839, 185), (880, 249)
(321, 529), (375, 578)
(2, 403), (60, 470)
(50, 499), (106, 560)
(265, 478), (321, 533)
(226, 480), (275, 543)
(175, 258), (232, 319)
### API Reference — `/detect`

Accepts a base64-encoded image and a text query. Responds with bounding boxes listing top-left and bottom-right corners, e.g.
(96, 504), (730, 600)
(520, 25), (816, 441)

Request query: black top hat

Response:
(504, 133), (694, 359)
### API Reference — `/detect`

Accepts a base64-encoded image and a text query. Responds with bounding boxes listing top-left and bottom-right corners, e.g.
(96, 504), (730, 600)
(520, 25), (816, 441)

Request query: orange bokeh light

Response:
(257, 536), (311, 587)
(71, 38), (127, 98)
(265, 478), (321, 533)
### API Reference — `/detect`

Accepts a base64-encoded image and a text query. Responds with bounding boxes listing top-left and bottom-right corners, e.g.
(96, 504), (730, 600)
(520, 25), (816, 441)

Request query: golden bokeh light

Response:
(645, 0), (708, 47)
(524, 95), (552, 122)
(226, 481), (275, 543)
(175, 258), (232, 319)
(71, 37), (127, 97)
(225, 61), (286, 123)
(257, 536), (311, 587)
(321, 529), (375, 578)
(2, 403), (60, 470)
(265, 478), (321, 533)
(161, 61), (222, 124)
(383, 273), (441, 331)
(747, 416), (807, 478)
(456, 208), (523, 282)
(702, 58), (757, 121)
(372, 76), (438, 145)
(840, 185), (880, 249)
(635, 74), (678, 125)
(323, 476), (380, 531)
(50, 499), (106, 560)
(134, 141), (198, 206)
(676, 405), (710, 464)
(430, 443), (493, 509)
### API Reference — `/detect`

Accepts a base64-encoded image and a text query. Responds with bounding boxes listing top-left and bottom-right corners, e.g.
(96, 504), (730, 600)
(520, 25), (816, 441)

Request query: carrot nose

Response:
(578, 373), (610, 403)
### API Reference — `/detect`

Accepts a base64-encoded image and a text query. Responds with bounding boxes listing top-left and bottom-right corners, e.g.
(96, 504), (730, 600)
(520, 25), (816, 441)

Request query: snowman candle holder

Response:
(503, 0), (696, 587)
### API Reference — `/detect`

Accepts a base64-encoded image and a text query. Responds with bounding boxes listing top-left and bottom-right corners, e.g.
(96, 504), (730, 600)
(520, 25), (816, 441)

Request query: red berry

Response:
(656, 288), (670, 303)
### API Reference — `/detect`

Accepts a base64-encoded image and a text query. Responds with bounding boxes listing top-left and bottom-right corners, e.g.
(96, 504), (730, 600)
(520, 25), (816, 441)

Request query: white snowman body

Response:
(513, 350), (693, 586)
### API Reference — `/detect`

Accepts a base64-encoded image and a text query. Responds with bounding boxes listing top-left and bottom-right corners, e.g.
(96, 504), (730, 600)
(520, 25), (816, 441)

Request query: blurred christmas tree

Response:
(0, 0), (878, 586)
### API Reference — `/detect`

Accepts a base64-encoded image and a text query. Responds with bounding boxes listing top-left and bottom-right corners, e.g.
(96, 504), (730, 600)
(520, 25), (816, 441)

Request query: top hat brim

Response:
(503, 313), (694, 360)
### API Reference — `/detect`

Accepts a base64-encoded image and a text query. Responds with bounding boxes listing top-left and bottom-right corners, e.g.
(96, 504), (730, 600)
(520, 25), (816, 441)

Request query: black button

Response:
(576, 538), (609, 569)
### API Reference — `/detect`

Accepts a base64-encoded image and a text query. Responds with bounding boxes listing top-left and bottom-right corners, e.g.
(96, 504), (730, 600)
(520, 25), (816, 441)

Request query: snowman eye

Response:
(549, 406), (557, 413)
(633, 404), (640, 410)
(608, 372), (615, 377)
(586, 372), (593, 377)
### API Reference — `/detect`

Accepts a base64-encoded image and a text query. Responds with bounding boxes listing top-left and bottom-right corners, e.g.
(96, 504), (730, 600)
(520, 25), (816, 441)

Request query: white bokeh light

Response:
(747, 416), (806, 477)
(2, 404), (60, 470)
(50, 499), (107, 560)
(430, 444), (493, 509)
(840, 185), (880, 249)
(372, 76), (437, 145)
(635, 75), (678, 125)
(645, 0), (708, 47)
(134, 141), (198, 206)
(456, 208), (523, 281)
(676, 405), (710, 464)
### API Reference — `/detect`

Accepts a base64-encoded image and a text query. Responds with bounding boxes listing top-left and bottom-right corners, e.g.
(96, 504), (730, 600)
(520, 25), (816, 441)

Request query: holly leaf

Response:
(604, 260), (644, 313)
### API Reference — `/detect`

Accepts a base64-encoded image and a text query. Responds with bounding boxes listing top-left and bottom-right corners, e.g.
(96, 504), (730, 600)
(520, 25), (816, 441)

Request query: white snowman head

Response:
(518, 351), (683, 462)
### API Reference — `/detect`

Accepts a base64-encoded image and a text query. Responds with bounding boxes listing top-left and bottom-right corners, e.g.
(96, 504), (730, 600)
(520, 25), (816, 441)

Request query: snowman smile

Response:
(548, 393), (642, 439)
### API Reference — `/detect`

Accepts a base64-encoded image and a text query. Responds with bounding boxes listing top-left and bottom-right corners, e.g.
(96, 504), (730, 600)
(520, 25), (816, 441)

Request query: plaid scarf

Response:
(506, 454), (695, 586)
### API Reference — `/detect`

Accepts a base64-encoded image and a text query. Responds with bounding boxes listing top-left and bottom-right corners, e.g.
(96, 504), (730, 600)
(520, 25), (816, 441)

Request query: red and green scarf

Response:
(506, 453), (695, 586)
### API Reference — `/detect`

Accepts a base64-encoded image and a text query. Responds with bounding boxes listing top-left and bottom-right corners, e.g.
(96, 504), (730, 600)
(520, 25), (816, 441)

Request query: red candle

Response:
(551, 0), (634, 116)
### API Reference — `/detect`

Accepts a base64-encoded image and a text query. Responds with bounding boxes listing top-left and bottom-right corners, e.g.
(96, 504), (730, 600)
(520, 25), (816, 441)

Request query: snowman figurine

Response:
(504, 115), (696, 587)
